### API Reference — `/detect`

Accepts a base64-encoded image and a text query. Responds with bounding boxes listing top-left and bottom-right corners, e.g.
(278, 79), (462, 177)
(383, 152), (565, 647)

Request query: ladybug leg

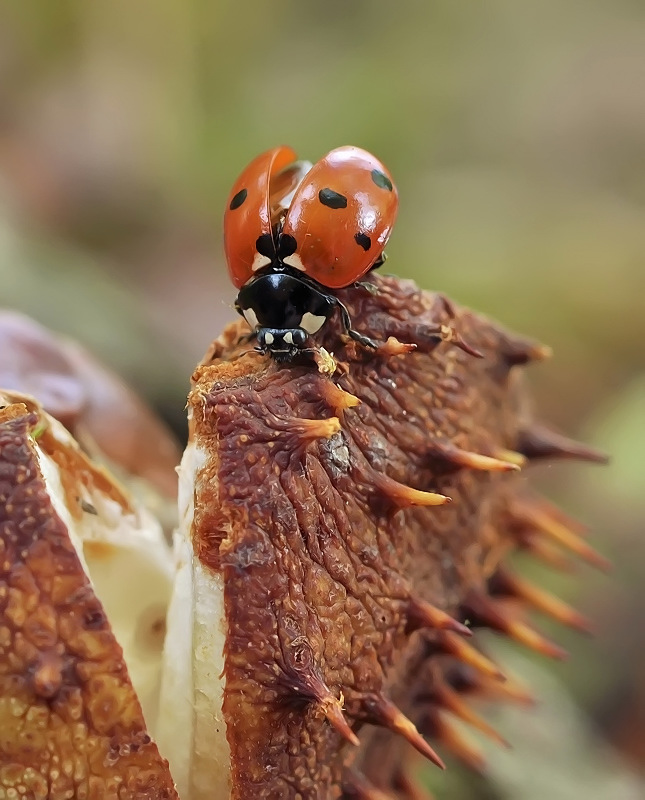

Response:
(335, 298), (378, 350)
(355, 251), (387, 290)
(354, 280), (379, 295)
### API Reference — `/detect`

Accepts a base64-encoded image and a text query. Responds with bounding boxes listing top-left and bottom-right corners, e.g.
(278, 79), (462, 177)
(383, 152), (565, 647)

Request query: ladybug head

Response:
(255, 327), (308, 361)
(235, 271), (336, 361)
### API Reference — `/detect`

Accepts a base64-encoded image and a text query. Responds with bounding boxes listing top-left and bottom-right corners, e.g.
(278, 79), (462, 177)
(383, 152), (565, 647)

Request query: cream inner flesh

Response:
(157, 442), (230, 800)
(32, 415), (230, 796)
(35, 423), (174, 730)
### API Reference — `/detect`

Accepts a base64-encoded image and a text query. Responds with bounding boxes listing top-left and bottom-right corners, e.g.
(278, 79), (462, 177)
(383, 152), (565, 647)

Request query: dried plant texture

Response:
(185, 276), (606, 800)
(0, 398), (177, 800)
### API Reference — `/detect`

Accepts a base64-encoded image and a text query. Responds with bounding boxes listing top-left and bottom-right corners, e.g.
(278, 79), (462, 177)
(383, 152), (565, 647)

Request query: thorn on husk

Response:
(443, 327), (485, 359)
(431, 682), (510, 747)
(320, 381), (361, 412)
(427, 441), (522, 473)
(277, 627), (358, 745)
(377, 336), (418, 357)
(361, 694), (446, 769)
(510, 497), (611, 571)
(372, 473), (451, 508)
(290, 415), (342, 441)
(499, 331), (553, 367)
(447, 664), (536, 707)
(517, 529), (576, 572)
(434, 295), (484, 358)
(490, 566), (593, 634)
(489, 447), (527, 468)
(318, 693), (360, 747)
(517, 422), (609, 464)
(420, 709), (487, 773)
(406, 596), (472, 637)
(461, 590), (568, 660)
(433, 630), (505, 681)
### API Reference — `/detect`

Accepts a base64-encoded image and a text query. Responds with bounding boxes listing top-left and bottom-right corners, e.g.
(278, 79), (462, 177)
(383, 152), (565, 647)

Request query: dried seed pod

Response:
(161, 275), (606, 799)
(1, 273), (606, 799)
(0, 393), (176, 799)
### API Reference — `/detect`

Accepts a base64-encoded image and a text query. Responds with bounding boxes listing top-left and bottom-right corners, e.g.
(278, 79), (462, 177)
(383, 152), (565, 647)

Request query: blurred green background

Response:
(1, 2), (644, 797)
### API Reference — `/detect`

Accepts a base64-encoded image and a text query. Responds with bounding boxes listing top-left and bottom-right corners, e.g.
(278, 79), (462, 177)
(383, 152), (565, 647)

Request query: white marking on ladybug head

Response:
(263, 332), (275, 345)
(283, 253), (306, 272)
(252, 252), (272, 272)
(283, 331), (294, 345)
(243, 308), (259, 330)
(300, 312), (326, 335)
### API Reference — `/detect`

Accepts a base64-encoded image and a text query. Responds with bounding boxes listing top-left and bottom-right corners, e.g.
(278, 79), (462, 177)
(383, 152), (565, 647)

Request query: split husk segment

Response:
(177, 276), (605, 798)
(0, 398), (177, 799)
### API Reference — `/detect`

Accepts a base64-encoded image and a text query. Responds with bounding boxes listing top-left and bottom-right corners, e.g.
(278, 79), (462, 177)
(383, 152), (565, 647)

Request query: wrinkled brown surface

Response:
(190, 276), (537, 799)
(0, 404), (177, 800)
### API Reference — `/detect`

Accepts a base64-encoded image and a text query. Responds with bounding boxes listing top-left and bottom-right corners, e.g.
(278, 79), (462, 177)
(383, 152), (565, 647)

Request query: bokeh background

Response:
(1, 2), (644, 798)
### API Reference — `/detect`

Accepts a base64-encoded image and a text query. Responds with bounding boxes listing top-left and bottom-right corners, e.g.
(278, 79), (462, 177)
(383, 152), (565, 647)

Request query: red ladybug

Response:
(224, 145), (398, 361)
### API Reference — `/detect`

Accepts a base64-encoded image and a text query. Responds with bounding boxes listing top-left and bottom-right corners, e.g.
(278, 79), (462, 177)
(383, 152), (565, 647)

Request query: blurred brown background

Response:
(1, 2), (644, 797)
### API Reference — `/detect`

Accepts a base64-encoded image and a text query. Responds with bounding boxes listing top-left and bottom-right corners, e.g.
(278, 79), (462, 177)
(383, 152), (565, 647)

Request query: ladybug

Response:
(223, 145), (398, 361)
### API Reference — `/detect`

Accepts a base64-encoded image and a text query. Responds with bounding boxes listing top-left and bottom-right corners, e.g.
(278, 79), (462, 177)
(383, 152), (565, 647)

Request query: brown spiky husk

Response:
(0, 404), (177, 800)
(188, 275), (605, 799)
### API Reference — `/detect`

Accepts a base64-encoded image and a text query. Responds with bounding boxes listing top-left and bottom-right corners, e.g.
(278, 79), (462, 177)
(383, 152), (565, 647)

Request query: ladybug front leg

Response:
(334, 298), (379, 350)
(354, 253), (387, 294)
(354, 280), (380, 295)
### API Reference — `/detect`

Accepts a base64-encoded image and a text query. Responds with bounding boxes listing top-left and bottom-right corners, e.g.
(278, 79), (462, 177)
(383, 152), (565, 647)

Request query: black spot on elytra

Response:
(229, 188), (248, 210)
(319, 188), (348, 209)
(354, 232), (372, 251)
(371, 169), (393, 192)
(277, 233), (298, 258)
(256, 233), (275, 258)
